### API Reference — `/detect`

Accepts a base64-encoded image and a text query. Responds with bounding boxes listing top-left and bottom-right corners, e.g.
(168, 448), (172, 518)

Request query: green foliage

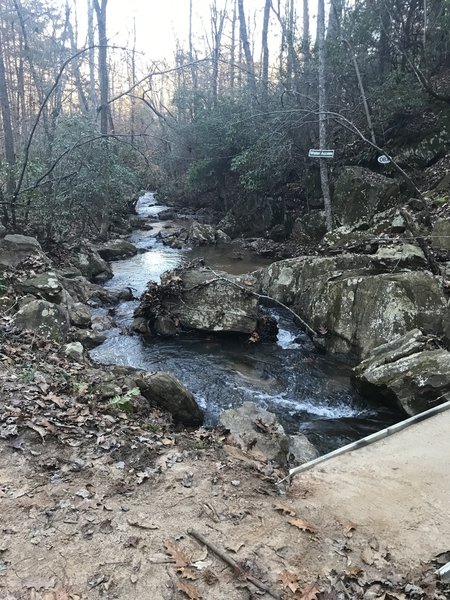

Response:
(20, 115), (143, 238)
(108, 387), (140, 413)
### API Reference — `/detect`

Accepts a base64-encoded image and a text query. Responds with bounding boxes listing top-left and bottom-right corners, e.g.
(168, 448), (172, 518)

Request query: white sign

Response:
(378, 155), (391, 164)
(308, 149), (335, 158)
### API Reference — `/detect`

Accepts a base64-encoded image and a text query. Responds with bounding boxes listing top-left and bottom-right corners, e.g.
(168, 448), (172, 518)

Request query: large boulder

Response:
(354, 330), (450, 415)
(0, 224), (6, 238)
(72, 244), (112, 282)
(97, 239), (138, 261)
(219, 402), (289, 465)
(333, 167), (400, 226)
(13, 299), (70, 341)
(18, 271), (64, 303)
(218, 197), (275, 237)
(0, 234), (48, 269)
(137, 265), (260, 335)
(135, 371), (203, 426)
(258, 256), (447, 357)
(187, 221), (216, 246)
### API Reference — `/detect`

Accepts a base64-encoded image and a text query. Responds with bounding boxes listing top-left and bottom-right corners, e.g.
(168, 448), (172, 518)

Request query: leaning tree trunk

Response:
(318, 0), (333, 231)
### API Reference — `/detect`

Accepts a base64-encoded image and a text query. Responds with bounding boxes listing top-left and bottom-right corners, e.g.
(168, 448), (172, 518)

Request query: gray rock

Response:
(153, 315), (177, 336)
(18, 271), (63, 303)
(0, 234), (48, 269)
(72, 244), (112, 282)
(133, 317), (151, 335)
(0, 224), (6, 238)
(13, 300), (70, 341)
(291, 211), (327, 244)
(333, 167), (400, 226)
(354, 332), (450, 415)
(215, 229), (231, 244)
(258, 256), (447, 357)
(97, 239), (138, 261)
(136, 371), (203, 426)
(431, 219), (450, 252)
(288, 434), (319, 466)
(157, 208), (176, 220)
(97, 382), (122, 399)
(63, 342), (85, 362)
(372, 244), (427, 269)
(187, 221), (216, 246)
(91, 315), (115, 332)
(157, 266), (259, 334)
(68, 302), (92, 328)
(72, 329), (106, 349)
(219, 401), (289, 466)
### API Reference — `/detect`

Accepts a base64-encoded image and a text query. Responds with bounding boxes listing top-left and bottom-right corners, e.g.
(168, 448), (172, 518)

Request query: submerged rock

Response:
(137, 265), (260, 335)
(135, 371), (203, 426)
(13, 299), (70, 341)
(97, 239), (138, 261)
(354, 330), (450, 415)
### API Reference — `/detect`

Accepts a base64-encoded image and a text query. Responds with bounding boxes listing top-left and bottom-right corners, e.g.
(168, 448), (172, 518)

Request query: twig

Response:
(188, 529), (282, 599)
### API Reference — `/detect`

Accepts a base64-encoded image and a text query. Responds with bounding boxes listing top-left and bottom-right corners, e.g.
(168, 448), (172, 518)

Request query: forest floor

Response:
(0, 325), (449, 600)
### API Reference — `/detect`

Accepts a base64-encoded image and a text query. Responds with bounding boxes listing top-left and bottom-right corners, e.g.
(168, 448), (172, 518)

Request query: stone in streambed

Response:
(135, 371), (203, 426)
(97, 239), (138, 261)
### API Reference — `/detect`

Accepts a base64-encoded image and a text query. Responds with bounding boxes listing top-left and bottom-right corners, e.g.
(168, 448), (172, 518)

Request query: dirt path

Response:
(0, 412), (448, 599)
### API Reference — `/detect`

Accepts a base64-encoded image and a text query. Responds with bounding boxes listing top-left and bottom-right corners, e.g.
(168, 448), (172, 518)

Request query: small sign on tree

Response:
(308, 149), (335, 158)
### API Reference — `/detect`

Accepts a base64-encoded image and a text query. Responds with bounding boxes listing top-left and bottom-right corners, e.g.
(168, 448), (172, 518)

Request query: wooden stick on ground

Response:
(188, 529), (282, 600)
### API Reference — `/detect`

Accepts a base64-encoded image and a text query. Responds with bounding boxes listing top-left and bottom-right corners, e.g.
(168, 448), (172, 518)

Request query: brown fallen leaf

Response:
(164, 539), (189, 567)
(287, 517), (317, 534)
(177, 566), (198, 580)
(277, 569), (299, 593)
(177, 579), (202, 599)
(273, 502), (297, 517)
(294, 583), (321, 599)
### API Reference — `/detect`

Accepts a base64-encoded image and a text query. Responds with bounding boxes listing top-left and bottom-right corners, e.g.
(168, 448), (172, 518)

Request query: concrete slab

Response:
(290, 409), (450, 568)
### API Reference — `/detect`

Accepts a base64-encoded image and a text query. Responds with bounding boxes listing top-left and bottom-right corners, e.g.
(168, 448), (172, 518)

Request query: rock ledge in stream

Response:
(135, 264), (260, 335)
(135, 371), (204, 426)
(97, 239), (138, 261)
(353, 329), (450, 415)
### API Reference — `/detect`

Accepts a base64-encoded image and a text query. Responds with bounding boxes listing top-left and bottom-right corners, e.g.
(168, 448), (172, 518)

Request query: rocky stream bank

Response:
(1, 175), (450, 598)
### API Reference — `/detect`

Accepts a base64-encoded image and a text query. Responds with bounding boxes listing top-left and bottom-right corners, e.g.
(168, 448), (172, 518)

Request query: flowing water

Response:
(91, 192), (402, 453)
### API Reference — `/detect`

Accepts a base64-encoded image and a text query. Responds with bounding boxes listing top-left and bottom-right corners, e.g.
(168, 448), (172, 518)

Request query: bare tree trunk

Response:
(343, 38), (376, 145)
(302, 0), (310, 65)
(230, 0), (237, 90)
(318, 0), (333, 231)
(66, 2), (89, 112)
(210, 1), (227, 106)
(0, 28), (16, 226)
(286, 0), (295, 88)
(237, 0), (257, 100)
(87, 0), (97, 114)
(261, 0), (271, 104)
(93, 0), (109, 134)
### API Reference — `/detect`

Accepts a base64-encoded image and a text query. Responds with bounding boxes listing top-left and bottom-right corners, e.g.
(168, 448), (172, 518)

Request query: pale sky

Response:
(67, 0), (312, 62)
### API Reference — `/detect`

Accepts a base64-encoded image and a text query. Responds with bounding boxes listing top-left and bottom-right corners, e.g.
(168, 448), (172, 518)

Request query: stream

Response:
(91, 192), (402, 454)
